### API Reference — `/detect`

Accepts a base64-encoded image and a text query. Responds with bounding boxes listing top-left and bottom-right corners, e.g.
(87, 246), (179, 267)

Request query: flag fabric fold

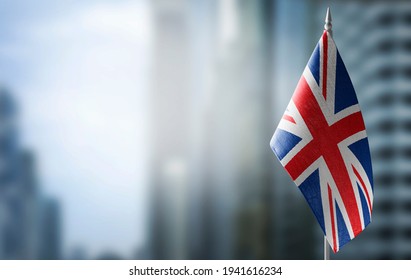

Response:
(270, 31), (373, 253)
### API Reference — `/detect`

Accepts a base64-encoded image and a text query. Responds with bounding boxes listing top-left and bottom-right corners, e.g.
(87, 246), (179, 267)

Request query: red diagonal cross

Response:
(284, 76), (365, 236)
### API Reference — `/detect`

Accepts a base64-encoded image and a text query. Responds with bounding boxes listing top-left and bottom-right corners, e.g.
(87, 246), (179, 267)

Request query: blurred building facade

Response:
(329, 1), (411, 259)
(0, 91), (35, 259)
(147, 0), (279, 259)
(196, 0), (276, 260)
(148, 0), (192, 260)
(147, 0), (322, 260)
(38, 198), (61, 260)
(0, 89), (61, 260)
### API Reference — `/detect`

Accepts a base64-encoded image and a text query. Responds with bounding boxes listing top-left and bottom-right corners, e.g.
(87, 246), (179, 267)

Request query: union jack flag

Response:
(270, 31), (373, 253)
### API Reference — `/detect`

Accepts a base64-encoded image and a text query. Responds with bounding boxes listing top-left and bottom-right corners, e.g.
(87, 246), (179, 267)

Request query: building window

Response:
(376, 173), (396, 186)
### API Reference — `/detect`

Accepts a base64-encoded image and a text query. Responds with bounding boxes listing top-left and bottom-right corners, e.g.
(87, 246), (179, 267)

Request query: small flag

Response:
(270, 29), (373, 252)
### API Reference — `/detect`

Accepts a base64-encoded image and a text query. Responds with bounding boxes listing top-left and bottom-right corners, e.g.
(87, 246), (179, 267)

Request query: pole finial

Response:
(324, 7), (332, 36)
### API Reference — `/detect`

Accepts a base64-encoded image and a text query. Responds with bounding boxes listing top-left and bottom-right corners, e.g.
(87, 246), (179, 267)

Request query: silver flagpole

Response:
(324, 7), (333, 38)
(323, 7), (332, 261)
(324, 236), (330, 260)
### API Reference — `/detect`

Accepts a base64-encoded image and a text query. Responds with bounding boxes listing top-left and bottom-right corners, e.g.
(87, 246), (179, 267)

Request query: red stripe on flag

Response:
(352, 165), (372, 212)
(328, 186), (337, 252)
(322, 31), (328, 100)
(283, 114), (296, 124)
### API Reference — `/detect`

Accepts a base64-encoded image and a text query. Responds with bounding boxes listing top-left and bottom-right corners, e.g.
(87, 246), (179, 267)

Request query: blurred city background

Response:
(0, 0), (409, 260)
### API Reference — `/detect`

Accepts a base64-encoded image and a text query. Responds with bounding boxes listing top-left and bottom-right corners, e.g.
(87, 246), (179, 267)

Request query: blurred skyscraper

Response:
(38, 198), (61, 260)
(0, 89), (61, 259)
(328, 1), (411, 259)
(0, 90), (37, 259)
(197, 0), (276, 259)
(148, 0), (280, 259)
(148, 0), (192, 260)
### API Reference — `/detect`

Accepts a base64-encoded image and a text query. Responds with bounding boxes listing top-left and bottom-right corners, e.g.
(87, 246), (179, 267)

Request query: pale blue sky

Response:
(0, 0), (151, 258)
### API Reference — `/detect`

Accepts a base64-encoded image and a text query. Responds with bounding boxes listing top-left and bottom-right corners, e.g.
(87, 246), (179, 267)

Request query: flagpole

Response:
(324, 236), (330, 260)
(323, 7), (332, 261)
(324, 7), (332, 37)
